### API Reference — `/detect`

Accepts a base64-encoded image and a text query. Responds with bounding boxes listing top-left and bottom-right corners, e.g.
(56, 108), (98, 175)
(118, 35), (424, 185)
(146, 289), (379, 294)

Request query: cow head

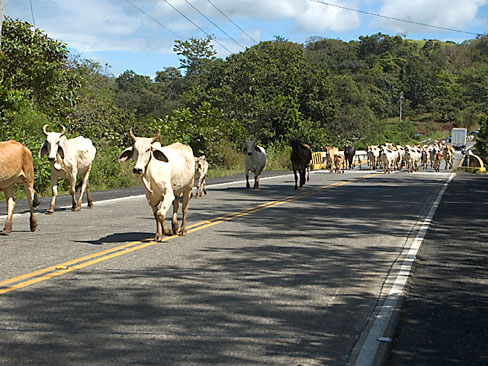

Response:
(195, 155), (207, 172)
(118, 128), (168, 175)
(39, 124), (66, 162)
(243, 141), (263, 156)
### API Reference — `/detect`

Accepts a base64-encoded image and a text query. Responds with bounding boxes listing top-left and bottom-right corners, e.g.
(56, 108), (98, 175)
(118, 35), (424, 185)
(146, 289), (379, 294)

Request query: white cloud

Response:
(4, 0), (486, 56)
(294, 1), (361, 32)
(376, 0), (488, 34)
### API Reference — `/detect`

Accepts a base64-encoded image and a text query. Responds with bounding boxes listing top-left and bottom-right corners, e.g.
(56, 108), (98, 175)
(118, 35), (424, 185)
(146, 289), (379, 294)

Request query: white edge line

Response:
(353, 172), (456, 366)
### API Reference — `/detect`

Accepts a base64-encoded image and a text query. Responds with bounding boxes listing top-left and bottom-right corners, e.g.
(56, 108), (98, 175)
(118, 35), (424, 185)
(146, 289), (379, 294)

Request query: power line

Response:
(125, 0), (183, 41)
(161, 0), (233, 53)
(183, 0), (245, 50)
(206, 0), (258, 44)
(29, 0), (35, 28)
(308, 0), (482, 37)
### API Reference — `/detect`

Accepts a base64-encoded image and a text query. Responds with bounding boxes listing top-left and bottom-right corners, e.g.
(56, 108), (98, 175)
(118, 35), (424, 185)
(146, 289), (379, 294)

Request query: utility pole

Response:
(399, 91), (404, 122)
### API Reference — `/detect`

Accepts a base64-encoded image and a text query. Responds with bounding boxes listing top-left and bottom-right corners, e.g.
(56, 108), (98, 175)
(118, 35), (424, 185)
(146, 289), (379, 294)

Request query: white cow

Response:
(405, 146), (422, 173)
(39, 125), (96, 213)
(378, 146), (395, 173)
(243, 141), (266, 189)
(420, 147), (430, 170)
(367, 145), (380, 170)
(118, 129), (194, 241)
(193, 155), (208, 198)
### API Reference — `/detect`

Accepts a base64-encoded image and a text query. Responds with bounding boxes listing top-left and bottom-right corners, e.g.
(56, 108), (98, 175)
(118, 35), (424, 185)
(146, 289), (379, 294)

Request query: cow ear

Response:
(153, 148), (169, 162)
(57, 145), (65, 159)
(39, 141), (48, 158)
(256, 146), (264, 154)
(118, 146), (134, 162)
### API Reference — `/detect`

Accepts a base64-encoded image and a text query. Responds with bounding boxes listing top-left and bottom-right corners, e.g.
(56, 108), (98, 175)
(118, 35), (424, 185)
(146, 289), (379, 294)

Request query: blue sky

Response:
(4, 0), (488, 78)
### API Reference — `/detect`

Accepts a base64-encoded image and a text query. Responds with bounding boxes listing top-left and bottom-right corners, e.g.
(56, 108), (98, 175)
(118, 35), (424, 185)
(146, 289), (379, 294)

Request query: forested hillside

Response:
(1, 17), (487, 195)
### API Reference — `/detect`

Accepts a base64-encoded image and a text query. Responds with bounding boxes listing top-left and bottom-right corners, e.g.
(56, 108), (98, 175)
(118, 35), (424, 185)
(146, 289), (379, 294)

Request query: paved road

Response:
(0, 168), (459, 365)
(386, 173), (488, 365)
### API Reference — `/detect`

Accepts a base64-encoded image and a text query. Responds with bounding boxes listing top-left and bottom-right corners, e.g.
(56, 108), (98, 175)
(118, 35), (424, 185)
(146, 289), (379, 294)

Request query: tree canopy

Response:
(2, 16), (488, 194)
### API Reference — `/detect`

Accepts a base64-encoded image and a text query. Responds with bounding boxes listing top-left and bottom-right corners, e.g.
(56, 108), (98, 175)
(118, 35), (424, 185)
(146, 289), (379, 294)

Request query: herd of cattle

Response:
(0, 127), (456, 241)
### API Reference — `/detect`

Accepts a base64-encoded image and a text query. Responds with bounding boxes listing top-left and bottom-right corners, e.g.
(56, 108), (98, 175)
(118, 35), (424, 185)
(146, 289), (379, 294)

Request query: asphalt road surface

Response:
(386, 172), (488, 366)
(0, 167), (458, 365)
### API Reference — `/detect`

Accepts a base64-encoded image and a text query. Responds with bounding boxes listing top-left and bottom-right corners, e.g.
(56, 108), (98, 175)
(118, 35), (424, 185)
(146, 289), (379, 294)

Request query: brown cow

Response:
(290, 140), (312, 189)
(334, 154), (345, 174)
(325, 146), (339, 173)
(0, 140), (39, 235)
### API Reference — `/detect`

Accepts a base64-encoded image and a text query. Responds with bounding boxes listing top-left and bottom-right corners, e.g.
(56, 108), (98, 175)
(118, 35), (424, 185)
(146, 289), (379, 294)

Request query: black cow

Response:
(344, 144), (356, 169)
(290, 140), (312, 189)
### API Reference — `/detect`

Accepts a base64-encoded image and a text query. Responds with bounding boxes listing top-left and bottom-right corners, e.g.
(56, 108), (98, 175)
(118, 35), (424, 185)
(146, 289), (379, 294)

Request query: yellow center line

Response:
(1, 173), (380, 295)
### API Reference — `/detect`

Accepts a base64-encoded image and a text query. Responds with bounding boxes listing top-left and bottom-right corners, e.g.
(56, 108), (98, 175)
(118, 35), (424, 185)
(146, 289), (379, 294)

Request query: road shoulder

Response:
(386, 173), (488, 365)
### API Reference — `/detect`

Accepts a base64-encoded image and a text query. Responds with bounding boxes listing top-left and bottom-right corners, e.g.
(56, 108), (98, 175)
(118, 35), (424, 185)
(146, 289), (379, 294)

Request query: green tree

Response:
(0, 17), (81, 121)
(182, 41), (335, 145)
(68, 57), (134, 144)
(173, 36), (217, 77)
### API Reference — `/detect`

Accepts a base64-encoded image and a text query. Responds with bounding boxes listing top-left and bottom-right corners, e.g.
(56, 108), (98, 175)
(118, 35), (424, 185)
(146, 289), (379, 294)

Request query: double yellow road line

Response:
(0, 173), (378, 295)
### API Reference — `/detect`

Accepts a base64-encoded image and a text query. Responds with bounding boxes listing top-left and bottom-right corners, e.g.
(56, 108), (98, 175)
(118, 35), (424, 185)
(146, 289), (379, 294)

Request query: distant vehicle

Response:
(451, 128), (467, 149)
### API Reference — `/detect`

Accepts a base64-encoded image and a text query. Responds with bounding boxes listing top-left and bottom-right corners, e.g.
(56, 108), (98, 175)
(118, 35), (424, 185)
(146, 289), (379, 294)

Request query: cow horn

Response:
(129, 127), (137, 141)
(60, 125), (66, 137)
(152, 129), (161, 143)
(42, 124), (49, 136)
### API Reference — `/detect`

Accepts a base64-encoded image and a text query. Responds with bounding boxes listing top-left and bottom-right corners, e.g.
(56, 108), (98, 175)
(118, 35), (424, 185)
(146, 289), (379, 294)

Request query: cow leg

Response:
(293, 169), (298, 189)
(1, 186), (15, 235)
(47, 173), (58, 213)
(151, 204), (164, 242)
(246, 170), (251, 189)
(23, 182), (38, 232)
(171, 196), (180, 235)
(254, 167), (263, 189)
(68, 173), (80, 211)
(77, 170), (92, 209)
(159, 190), (176, 237)
(86, 182), (94, 208)
(179, 190), (191, 236)
(202, 178), (207, 195)
(300, 169), (306, 187)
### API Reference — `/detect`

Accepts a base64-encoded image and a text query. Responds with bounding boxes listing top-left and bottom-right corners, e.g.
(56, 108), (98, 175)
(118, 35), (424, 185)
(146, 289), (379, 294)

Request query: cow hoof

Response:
(88, 203), (94, 209)
(46, 208), (54, 214)
(0, 230), (10, 236)
(155, 234), (163, 242)
(178, 229), (187, 236)
(72, 206), (81, 212)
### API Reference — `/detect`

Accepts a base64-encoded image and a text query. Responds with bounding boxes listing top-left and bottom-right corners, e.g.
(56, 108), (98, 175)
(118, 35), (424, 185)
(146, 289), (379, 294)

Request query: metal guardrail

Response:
(456, 151), (486, 173)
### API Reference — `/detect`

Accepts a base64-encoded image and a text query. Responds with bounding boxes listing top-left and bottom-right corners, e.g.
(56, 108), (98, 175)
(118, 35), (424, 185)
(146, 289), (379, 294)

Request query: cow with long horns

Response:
(118, 129), (195, 241)
(39, 125), (96, 213)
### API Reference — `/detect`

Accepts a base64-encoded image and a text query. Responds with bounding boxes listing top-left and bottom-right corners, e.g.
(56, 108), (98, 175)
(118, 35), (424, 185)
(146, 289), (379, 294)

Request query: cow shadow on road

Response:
(74, 231), (153, 245)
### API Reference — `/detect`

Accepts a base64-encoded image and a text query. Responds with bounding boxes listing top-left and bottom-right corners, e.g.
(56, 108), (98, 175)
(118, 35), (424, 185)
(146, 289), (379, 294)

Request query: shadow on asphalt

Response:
(0, 172), (466, 365)
(74, 232), (154, 246)
(386, 173), (488, 366)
